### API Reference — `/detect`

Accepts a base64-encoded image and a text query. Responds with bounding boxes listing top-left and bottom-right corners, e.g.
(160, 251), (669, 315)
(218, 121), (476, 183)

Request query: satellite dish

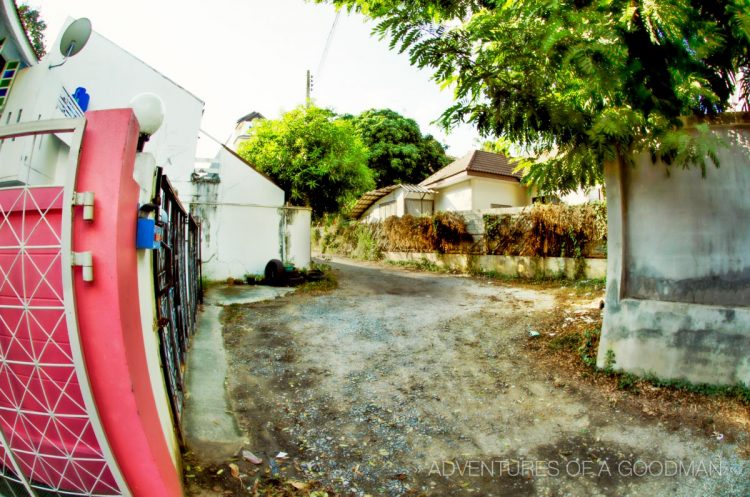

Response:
(58, 18), (92, 58)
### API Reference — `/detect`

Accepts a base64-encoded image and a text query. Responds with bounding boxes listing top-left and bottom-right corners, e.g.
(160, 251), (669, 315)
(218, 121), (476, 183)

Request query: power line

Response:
(316, 11), (341, 79)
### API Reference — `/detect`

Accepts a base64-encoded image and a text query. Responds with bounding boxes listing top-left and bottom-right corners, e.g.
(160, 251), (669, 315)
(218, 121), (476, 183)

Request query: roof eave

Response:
(2, 0), (38, 66)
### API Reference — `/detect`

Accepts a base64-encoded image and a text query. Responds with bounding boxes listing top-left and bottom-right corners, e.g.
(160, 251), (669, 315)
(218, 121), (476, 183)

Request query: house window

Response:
(405, 198), (434, 217)
(0, 59), (20, 111)
(490, 203), (511, 209)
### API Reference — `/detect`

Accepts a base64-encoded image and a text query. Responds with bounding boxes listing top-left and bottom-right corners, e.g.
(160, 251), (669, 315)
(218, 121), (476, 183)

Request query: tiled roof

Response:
(420, 150), (522, 187)
(350, 184), (436, 220)
(236, 111), (265, 124)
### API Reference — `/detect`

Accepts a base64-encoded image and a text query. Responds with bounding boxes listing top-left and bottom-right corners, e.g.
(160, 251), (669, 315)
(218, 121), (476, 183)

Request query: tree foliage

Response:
(316, 0), (750, 193)
(16, 3), (46, 58)
(347, 108), (449, 187)
(237, 105), (374, 217)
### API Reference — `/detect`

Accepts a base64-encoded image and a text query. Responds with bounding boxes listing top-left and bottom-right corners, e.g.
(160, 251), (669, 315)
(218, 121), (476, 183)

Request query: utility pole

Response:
(306, 69), (313, 107)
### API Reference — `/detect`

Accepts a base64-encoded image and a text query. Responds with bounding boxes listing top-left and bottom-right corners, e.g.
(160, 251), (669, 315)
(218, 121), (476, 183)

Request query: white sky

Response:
(29, 0), (480, 157)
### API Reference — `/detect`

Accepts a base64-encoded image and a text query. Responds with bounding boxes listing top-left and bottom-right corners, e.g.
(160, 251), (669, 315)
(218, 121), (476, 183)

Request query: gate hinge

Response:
(71, 251), (93, 281)
(72, 191), (95, 221)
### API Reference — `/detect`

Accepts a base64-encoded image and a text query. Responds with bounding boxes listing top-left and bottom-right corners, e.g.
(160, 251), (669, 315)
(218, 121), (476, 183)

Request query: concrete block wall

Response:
(598, 113), (750, 386)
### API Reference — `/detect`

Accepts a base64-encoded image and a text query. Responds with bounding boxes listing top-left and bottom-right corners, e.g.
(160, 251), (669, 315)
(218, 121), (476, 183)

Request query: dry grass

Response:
(484, 203), (607, 257)
(382, 212), (471, 253)
(318, 213), (472, 258)
(527, 296), (750, 457)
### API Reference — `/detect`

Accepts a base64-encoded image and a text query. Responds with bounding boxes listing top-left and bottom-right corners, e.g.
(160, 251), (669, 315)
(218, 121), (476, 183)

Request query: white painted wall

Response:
(470, 177), (530, 210)
(38, 23), (204, 201)
(361, 190), (399, 223)
(435, 181), (472, 211)
(191, 147), (310, 280)
(209, 147), (283, 206)
(0, 66), (86, 186)
(285, 207), (312, 268)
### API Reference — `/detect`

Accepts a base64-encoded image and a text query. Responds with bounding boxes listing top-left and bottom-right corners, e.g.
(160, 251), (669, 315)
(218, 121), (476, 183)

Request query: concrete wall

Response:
(211, 147), (284, 206)
(284, 207), (312, 269)
(191, 148), (310, 280)
(435, 181), (472, 211)
(195, 204), (311, 280)
(470, 177), (530, 210)
(384, 252), (606, 280)
(599, 113), (750, 386)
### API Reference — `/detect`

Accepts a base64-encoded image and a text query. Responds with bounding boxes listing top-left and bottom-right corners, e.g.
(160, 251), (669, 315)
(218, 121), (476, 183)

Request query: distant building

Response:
(352, 150), (532, 222)
(228, 110), (264, 151)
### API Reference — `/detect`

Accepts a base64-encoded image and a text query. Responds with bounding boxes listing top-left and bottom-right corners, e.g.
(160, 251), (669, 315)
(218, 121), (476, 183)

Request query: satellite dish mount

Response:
(49, 18), (92, 69)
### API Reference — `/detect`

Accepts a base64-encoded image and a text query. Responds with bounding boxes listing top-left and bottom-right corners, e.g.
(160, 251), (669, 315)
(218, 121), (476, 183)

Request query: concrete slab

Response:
(203, 284), (294, 306)
(183, 285), (294, 463)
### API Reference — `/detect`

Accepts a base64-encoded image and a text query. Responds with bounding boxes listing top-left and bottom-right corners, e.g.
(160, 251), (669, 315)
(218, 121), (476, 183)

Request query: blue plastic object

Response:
(72, 87), (90, 112)
(136, 218), (161, 249)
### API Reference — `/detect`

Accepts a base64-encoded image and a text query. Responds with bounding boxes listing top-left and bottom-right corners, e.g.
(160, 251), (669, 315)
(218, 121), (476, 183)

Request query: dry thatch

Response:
(484, 203), (607, 258)
(382, 212), (472, 253)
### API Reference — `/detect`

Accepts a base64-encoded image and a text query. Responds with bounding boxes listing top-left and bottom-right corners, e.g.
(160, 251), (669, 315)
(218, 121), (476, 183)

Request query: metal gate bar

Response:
(151, 168), (201, 434)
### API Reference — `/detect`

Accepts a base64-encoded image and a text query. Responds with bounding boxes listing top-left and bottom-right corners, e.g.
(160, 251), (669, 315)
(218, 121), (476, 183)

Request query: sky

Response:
(30, 0), (480, 157)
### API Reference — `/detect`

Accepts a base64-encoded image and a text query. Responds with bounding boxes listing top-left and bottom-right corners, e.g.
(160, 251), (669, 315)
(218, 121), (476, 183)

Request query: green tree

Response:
(16, 3), (46, 58)
(237, 105), (374, 217)
(315, 0), (750, 193)
(348, 108), (449, 187)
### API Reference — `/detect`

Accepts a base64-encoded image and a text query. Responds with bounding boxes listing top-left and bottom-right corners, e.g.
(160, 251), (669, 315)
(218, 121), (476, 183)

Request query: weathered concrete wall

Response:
(196, 204), (311, 281)
(283, 207), (312, 269)
(384, 252), (606, 280)
(599, 113), (750, 386)
(191, 147), (310, 280)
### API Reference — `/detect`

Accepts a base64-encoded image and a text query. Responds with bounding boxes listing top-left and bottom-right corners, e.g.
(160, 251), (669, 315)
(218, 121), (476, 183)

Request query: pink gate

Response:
(0, 112), (184, 496)
(0, 186), (119, 496)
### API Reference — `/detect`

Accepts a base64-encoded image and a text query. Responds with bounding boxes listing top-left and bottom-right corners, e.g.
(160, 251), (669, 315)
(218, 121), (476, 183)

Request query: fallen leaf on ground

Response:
(242, 450), (263, 465)
(287, 480), (309, 490)
(228, 463), (240, 479)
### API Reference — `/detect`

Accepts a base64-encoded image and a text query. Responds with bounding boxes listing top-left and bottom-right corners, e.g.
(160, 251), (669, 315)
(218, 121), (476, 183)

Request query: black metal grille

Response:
(151, 167), (202, 436)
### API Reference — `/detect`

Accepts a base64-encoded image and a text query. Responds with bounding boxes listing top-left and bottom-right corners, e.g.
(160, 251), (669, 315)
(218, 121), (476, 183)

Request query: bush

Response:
(315, 212), (472, 258)
(484, 203), (607, 258)
(382, 212), (472, 253)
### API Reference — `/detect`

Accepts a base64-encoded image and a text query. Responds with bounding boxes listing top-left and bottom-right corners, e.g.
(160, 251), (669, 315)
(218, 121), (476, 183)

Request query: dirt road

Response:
(218, 257), (748, 496)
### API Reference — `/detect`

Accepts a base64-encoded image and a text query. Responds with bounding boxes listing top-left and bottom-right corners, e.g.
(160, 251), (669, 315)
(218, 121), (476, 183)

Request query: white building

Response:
(352, 150), (532, 222)
(422, 150), (532, 210)
(228, 110), (264, 151)
(351, 184), (436, 222)
(191, 142), (311, 280)
(2, 18), (310, 281)
(3, 20), (205, 197)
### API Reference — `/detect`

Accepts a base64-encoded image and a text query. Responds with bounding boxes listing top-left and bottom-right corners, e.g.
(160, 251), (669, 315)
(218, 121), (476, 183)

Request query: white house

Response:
(351, 184), (436, 222)
(3, 19), (206, 198)
(228, 110), (264, 150)
(352, 150), (532, 221)
(421, 149), (532, 210)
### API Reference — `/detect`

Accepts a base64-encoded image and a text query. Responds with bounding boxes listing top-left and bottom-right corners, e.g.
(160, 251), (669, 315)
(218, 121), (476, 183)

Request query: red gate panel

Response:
(0, 187), (119, 495)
